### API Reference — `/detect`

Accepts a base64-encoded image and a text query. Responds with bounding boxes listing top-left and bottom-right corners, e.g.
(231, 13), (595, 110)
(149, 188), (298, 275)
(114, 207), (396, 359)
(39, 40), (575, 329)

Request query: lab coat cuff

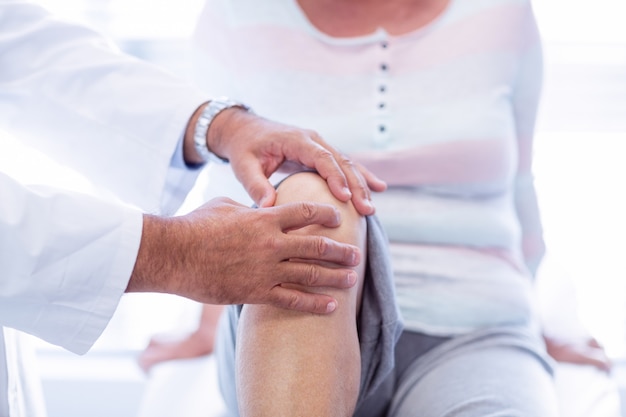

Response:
(161, 134), (205, 216)
(65, 207), (143, 355)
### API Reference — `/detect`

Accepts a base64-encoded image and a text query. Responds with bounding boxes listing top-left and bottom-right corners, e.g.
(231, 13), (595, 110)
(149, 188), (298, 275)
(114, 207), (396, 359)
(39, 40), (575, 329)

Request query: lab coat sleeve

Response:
(0, 172), (142, 354)
(0, 0), (214, 353)
(0, 0), (207, 215)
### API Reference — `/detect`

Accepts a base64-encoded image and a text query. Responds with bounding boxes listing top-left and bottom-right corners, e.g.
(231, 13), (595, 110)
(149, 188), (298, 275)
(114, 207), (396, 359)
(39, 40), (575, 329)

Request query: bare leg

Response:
(236, 172), (366, 417)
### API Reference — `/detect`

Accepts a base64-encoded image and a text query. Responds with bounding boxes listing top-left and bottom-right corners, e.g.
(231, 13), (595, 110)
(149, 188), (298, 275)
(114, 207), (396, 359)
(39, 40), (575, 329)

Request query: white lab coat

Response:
(0, 0), (207, 414)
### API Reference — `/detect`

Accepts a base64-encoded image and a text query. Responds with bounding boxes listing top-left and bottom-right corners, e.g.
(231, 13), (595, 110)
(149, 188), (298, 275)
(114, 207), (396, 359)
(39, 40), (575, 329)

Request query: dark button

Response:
(379, 125), (386, 132)
(379, 102), (386, 109)
(381, 41), (388, 49)
(379, 85), (386, 93)
(380, 63), (388, 71)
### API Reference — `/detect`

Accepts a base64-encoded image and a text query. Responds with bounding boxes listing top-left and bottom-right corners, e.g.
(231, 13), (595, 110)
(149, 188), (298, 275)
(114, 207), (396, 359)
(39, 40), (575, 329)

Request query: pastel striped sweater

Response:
(193, 0), (545, 334)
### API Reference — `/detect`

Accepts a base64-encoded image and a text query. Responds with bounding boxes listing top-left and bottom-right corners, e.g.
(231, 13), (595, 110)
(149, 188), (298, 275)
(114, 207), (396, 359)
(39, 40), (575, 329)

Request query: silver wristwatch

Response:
(193, 97), (252, 163)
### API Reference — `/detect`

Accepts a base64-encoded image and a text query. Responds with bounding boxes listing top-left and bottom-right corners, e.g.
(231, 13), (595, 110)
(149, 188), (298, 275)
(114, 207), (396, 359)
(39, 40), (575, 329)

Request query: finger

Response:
(588, 338), (602, 349)
(571, 351), (611, 372)
(231, 157), (277, 207)
(279, 260), (359, 288)
(286, 235), (361, 266)
(283, 134), (352, 201)
(356, 161), (387, 193)
(347, 162), (387, 215)
(269, 286), (339, 314)
(310, 145), (354, 203)
(274, 202), (342, 230)
(333, 156), (377, 216)
(305, 133), (376, 216)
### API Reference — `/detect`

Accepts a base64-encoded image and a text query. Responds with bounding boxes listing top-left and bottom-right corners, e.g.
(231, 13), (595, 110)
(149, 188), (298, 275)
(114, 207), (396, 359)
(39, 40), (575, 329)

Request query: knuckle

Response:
(304, 128), (320, 139)
(298, 201), (318, 222)
(338, 154), (355, 168)
(305, 264), (320, 286)
(319, 148), (335, 161)
(311, 144), (334, 161)
(316, 236), (330, 257)
(285, 293), (302, 311)
(265, 234), (281, 252)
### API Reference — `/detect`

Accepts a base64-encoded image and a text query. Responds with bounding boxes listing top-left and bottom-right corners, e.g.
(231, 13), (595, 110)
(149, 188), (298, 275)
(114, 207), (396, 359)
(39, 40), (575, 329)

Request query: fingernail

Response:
(326, 301), (337, 313)
(334, 208), (342, 223)
(346, 271), (357, 286)
(343, 187), (352, 198)
(351, 249), (360, 266)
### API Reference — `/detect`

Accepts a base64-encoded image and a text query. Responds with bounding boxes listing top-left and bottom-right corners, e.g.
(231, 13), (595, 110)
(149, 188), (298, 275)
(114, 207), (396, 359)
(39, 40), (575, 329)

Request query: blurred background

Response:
(1, 0), (625, 415)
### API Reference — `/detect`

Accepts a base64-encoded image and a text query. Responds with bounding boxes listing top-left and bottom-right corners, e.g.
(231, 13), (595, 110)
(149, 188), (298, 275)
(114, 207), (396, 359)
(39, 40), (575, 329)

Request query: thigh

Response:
(391, 344), (559, 417)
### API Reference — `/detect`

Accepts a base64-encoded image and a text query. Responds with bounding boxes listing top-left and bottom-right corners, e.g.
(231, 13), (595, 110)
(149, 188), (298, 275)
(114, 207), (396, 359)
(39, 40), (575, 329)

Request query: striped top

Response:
(193, 0), (545, 335)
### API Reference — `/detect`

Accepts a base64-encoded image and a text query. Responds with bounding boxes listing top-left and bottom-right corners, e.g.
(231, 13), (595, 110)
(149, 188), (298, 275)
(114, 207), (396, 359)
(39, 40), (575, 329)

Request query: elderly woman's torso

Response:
(193, 0), (543, 334)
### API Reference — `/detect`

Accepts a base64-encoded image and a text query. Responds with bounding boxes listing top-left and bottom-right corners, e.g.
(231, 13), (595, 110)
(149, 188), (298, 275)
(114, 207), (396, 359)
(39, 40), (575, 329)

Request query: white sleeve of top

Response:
(0, 0), (207, 215)
(0, 172), (142, 354)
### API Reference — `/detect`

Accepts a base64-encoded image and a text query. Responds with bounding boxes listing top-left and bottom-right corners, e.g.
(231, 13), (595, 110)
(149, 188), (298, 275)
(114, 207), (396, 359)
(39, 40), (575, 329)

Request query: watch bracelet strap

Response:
(193, 97), (252, 163)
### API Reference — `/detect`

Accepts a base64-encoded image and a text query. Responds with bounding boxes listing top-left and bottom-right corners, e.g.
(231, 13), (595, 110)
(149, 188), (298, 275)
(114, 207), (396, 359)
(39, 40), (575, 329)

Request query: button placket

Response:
(374, 38), (391, 148)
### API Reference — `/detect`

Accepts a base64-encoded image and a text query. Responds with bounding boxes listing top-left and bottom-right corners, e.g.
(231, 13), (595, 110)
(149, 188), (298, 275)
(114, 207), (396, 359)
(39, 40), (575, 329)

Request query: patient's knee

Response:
(276, 172), (359, 217)
(275, 171), (366, 312)
(276, 171), (365, 238)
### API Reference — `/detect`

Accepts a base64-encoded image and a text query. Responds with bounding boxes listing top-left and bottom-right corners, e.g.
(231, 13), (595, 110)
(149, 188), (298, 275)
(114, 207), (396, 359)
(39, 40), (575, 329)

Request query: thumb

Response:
(257, 186), (277, 208)
(233, 160), (277, 207)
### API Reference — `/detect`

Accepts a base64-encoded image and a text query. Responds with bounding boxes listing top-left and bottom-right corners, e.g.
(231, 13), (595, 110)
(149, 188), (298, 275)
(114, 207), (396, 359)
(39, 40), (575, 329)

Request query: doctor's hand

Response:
(185, 105), (387, 216)
(126, 197), (360, 314)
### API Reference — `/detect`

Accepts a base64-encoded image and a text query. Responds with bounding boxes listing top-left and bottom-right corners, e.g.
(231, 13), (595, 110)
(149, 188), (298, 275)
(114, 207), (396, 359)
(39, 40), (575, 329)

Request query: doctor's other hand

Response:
(185, 105), (387, 216)
(126, 197), (360, 314)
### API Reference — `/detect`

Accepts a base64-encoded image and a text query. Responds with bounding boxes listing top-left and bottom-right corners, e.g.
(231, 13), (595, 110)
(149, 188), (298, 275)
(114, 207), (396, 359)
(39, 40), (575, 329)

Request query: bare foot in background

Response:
(138, 304), (224, 373)
(544, 336), (612, 373)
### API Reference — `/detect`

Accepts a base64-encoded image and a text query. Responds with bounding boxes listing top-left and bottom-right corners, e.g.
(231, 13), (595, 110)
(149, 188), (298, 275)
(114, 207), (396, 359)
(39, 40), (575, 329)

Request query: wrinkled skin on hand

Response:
(206, 108), (387, 214)
(128, 197), (361, 314)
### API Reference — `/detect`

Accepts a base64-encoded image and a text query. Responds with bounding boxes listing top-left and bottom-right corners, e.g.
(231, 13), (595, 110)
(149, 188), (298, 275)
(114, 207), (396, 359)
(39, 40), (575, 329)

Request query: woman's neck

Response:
(296, 0), (451, 37)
